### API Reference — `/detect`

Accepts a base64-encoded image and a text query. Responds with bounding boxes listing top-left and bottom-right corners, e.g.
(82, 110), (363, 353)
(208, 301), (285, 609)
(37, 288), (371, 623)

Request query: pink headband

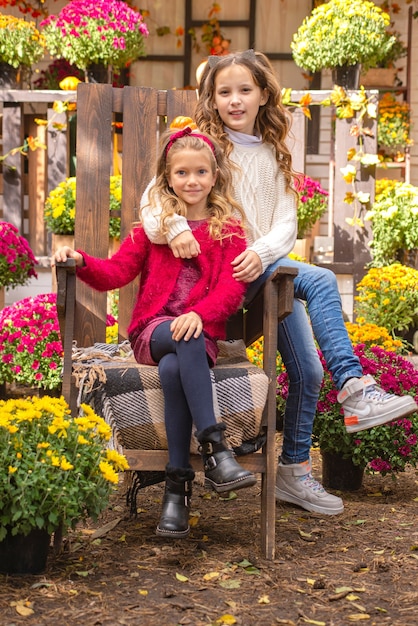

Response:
(165, 126), (216, 158)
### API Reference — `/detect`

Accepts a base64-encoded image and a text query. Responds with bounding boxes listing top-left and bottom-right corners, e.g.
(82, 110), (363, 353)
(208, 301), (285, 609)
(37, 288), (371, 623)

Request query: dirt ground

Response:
(1, 443), (418, 626)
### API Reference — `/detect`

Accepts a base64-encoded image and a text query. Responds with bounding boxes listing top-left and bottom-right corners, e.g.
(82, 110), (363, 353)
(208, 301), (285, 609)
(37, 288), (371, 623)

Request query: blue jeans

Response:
(245, 257), (362, 464)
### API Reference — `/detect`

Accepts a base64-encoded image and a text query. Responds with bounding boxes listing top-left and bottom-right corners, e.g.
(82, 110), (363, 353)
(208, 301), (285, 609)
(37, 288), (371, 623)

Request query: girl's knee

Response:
(158, 353), (180, 382)
(289, 354), (323, 391)
(314, 266), (338, 291)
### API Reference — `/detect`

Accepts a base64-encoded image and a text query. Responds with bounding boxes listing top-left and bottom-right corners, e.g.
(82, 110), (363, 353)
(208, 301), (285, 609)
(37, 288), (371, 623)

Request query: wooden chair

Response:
(56, 83), (297, 560)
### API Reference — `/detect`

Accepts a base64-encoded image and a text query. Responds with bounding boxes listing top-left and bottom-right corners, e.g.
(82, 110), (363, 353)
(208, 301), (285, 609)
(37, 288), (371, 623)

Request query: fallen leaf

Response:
(219, 491), (237, 501)
(90, 517), (122, 539)
(218, 579), (240, 589)
(335, 586), (354, 594)
(299, 529), (315, 541)
(258, 594), (270, 604)
(203, 571), (220, 581)
(225, 600), (238, 611)
(175, 573), (189, 582)
(347, 614), (370, 621)
(138, 589), (148, 596)
(189, 513), (200, 527)
(215, 614), (237, 625)
(300, 617), (326, 625)
(11, 600), (34, 617)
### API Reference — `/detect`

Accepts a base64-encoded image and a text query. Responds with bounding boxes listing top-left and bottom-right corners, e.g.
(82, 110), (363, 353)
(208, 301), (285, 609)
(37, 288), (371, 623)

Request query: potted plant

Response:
(364, 179), (418, 266)
(44, 175), (122, 241)
(276, 338), (418, 490)
(361, 4), (408, 88)
(0, 293), (63, 393)
(355, 264), (418, 349)
(0, 13), (45, 87)
(0, 394), (128, 573)
(291, 0), (396, 89)
(377, 93), (413, 159)
(34, 58), (85, 90)
(291, 175), (328, 260)
(190, 2), (231, 57)
(41, 0), (148, 79)
(295, 174), (328, 239)
(0, 222), (38, 290)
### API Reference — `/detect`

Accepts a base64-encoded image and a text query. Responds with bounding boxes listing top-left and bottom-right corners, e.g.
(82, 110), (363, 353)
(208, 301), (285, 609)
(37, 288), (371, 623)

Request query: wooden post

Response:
(2, 103), (24, 233)
(27, 115), (47, 257)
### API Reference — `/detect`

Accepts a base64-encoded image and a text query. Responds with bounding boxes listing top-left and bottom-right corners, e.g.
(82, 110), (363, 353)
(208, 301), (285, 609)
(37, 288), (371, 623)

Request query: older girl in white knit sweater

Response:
(141, 50), (417, 516)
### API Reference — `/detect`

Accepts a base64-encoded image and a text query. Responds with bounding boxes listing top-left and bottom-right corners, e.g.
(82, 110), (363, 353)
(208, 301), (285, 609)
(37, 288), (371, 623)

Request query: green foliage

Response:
(365, 179), (418, 266)
(0, 13), (45, 68)
(291, 0), (396, 73)
(277, 345), (418, 475)
(41, 0), (148, 71)
(0, 396), (128, 539)
(354, 264), (418, 337)
(0, 222), (37, 289)
(44, 176), (121, 237)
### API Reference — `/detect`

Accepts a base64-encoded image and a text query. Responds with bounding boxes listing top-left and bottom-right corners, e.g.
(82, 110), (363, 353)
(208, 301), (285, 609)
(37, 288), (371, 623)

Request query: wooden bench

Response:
(56, 83), (297, 560)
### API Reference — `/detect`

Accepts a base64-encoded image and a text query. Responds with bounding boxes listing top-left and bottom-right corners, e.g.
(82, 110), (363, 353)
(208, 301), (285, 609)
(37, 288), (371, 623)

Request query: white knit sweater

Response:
(141, 135), (297, 272)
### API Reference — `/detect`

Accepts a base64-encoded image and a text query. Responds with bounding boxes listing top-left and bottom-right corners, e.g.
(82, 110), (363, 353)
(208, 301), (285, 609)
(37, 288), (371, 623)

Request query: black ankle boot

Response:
(156, 465), (195, 538)
(196, 423), (257, 493)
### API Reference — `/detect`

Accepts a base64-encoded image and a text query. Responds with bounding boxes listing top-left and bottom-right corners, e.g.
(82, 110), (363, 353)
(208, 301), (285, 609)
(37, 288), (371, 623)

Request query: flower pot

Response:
(292, 238), (312, 261)
(321, 450), (364, 491)
(85, 63), (113, 84)
(0, 62), (19, 89)
(361, 67), (397, 88)
(396, 248), (418, 270)
(332, 64), (361, 90)
(0, 528), (51, 574)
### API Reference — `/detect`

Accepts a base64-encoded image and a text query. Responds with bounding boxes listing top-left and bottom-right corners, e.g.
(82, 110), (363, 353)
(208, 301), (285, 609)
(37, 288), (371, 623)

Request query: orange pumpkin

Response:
(169, 116), (197, 130)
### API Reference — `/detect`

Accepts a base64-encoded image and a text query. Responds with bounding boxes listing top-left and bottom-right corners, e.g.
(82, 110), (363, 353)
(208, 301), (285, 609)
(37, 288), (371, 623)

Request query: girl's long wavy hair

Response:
(195, 50), (298, 196)
(147, 129), (246, 241)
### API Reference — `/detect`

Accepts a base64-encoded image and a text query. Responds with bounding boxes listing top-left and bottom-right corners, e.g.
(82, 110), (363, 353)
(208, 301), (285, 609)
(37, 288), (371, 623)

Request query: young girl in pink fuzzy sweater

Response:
(51, 128), (256, 539)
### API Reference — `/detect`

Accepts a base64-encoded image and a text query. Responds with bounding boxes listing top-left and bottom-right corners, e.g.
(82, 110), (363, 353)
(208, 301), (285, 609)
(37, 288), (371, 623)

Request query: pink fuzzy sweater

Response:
(76, 221), (247, 341)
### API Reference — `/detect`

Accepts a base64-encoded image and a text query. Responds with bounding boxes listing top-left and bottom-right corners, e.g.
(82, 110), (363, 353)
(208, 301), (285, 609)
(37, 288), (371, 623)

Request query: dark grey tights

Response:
(150, 321), (216, 467)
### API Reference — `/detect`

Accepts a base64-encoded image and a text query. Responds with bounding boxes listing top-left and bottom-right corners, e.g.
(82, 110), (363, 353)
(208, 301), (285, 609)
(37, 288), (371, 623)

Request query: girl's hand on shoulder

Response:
(50, 246), (84, 268)
(170, 231), (201, 259)
(170, 312), (203, 341)
(231, 250), (262, 282)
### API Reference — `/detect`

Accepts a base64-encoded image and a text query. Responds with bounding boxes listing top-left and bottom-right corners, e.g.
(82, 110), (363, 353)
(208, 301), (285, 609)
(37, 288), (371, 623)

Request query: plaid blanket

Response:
(74, 340), (268, 456)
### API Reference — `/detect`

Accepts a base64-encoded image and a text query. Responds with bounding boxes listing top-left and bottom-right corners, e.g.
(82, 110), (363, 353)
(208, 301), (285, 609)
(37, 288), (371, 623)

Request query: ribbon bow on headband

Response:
(165, 126), (216, 157)
(207, 49), (256, 68)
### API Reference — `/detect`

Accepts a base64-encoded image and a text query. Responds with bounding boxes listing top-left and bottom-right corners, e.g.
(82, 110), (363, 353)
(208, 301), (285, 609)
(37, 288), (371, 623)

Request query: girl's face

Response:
(167, 147), (217, 218)
(213, 64), (268, 135)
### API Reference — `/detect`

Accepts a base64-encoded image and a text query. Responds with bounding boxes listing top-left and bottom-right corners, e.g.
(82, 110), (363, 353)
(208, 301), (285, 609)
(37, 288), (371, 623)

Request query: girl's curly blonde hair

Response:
(147, 128), (246, 241)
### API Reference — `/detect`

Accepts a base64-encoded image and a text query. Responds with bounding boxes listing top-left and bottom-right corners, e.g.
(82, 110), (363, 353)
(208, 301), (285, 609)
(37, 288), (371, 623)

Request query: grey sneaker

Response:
(338, 375), (418, 433)
(275, 458), (344, 515)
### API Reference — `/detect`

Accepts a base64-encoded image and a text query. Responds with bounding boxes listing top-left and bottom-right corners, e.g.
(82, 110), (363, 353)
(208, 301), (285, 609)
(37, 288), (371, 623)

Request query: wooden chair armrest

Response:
(244, 266), (298, 346)
(265, 266), (298, 323)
